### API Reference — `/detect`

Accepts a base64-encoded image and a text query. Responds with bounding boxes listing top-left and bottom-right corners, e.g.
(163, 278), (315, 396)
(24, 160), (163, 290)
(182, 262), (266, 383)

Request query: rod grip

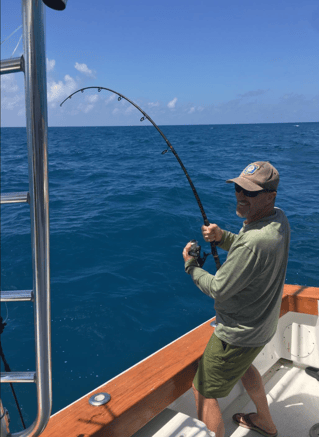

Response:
(204, 219), (221, 270)
(210, 241), (221, 270)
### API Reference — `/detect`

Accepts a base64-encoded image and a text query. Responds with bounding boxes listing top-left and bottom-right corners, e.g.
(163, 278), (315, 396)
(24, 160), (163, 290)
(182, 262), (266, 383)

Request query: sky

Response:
(1, 0), (319, 127)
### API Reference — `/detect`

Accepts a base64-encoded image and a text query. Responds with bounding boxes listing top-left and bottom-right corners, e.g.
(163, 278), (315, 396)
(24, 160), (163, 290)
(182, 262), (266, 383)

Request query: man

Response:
(183, 161), (290, 437)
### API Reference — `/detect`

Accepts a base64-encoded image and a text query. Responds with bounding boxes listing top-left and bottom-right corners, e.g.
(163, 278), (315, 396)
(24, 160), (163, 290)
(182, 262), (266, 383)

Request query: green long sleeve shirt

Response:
(185, 207), (290, 347)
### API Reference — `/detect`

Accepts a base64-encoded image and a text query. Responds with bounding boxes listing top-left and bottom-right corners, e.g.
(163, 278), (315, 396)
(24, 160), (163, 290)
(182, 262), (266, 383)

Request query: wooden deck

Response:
(40, 284), (319, 437)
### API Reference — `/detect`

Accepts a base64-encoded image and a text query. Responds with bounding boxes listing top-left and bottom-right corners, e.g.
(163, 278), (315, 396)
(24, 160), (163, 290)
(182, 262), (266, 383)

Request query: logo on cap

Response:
(243, 164), (259, 175)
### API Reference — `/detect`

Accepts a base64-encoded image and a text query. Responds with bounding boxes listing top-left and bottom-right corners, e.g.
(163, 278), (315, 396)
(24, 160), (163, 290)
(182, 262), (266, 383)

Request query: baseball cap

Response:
(226, 161), (279, 192)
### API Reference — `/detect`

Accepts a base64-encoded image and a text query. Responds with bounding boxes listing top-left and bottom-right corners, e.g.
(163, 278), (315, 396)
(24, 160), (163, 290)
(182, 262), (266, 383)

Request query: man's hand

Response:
(201, 223), (223, 244)
(183, 241), (194, 262)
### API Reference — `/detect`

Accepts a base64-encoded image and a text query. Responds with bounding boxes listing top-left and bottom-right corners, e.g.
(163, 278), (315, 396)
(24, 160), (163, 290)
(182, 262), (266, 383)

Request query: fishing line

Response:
(2, 302), (9, 323)
(60, 87), (221, 270)
(0, 25), (22, 46)
(0, 317), (26, 429)
(11, 34), (23, 58)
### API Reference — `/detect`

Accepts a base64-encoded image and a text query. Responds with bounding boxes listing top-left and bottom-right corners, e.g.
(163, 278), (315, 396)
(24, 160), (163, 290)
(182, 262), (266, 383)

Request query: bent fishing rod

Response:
(60, 87), (221, 270)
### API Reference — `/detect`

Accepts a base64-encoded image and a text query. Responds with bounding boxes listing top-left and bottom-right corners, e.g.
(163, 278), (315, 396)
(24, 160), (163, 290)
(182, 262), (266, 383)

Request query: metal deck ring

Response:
(89, 393), (111, 406)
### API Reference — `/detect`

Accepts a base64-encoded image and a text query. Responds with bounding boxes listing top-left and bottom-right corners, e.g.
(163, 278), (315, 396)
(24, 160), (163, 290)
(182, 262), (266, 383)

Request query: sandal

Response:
(305, 366), (319, 381)
(232, 412), (278, 437)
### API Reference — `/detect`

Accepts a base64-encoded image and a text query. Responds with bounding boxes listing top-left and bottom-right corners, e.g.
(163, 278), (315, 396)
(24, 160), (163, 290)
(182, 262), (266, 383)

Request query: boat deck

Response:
(222, 359), (318, 437)
(133, 359), (319, 437)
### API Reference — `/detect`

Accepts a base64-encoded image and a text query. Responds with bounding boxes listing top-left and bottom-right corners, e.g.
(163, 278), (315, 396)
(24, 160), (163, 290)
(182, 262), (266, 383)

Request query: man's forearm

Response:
(185, 243), (260, 303)
(217, 230), (238, 251)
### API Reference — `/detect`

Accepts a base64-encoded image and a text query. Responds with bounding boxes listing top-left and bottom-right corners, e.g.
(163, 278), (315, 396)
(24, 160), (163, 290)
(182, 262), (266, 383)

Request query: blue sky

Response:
(1, 0), (318, 126)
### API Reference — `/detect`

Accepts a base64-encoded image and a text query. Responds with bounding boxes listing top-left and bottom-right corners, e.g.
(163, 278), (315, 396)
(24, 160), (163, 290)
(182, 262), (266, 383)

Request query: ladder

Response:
(0, 1), (67, 436)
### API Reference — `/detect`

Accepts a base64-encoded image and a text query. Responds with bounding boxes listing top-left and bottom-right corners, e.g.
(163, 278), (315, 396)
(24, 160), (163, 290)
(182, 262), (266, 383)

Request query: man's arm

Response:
(184, 243), (261, 302)
(201, 223), (237, 251)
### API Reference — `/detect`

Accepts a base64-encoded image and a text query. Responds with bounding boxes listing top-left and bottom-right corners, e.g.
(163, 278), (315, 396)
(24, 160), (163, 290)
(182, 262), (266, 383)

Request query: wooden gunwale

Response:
(41, 284), (318, 437)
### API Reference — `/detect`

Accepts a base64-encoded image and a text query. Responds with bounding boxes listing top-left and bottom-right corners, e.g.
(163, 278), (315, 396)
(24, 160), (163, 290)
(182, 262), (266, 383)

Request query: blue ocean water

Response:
(1, 122), (319, 431)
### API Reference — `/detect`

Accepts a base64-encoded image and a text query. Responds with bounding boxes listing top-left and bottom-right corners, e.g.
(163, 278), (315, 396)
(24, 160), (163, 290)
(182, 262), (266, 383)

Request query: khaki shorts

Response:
(193, 332), (264, 399)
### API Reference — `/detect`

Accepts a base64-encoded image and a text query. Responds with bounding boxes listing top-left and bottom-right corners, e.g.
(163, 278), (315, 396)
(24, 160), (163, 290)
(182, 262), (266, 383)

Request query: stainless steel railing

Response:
(0, 1), (67, 435)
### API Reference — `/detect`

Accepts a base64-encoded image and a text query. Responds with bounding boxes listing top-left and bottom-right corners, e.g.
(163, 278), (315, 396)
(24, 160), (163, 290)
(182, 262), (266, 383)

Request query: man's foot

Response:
(233, 412), (278, 437)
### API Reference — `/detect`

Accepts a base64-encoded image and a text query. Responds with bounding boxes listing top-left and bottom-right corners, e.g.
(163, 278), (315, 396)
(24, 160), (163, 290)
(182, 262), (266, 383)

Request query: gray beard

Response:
(236, 210), (246, 218)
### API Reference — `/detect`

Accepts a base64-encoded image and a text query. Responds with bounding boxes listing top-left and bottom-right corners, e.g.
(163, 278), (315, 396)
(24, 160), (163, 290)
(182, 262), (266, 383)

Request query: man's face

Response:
(235, 186), (276, 223)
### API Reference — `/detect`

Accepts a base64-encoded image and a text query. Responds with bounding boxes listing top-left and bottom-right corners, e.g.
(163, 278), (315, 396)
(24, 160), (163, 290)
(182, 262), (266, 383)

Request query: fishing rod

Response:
(60, 87), (221, 270)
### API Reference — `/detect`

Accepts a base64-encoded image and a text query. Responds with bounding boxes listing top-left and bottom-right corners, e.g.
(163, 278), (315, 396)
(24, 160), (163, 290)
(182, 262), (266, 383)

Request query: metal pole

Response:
(14, 0), (52, 435)
(0, 56), (24, 75)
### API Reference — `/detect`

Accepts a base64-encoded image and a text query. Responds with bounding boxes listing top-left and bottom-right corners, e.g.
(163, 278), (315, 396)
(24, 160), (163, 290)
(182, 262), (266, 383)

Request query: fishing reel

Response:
(188, 240), (211, 268)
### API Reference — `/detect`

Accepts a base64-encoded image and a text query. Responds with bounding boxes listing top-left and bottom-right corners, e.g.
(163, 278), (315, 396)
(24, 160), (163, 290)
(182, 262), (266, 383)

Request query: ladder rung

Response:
(0, 290), (33, 302)
(0, 192), (29, 204)
(0, 372), (36, 383)
(0, 56), (24, 75)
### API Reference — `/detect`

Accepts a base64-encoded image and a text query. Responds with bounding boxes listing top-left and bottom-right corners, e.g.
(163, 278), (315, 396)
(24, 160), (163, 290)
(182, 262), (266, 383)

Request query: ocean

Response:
(1, 122), (319, 432)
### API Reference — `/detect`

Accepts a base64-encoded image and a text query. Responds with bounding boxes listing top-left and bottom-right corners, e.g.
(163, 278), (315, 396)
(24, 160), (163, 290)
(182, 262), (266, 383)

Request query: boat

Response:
(1, 1), (318, 437)
(35, 285), (319, 437)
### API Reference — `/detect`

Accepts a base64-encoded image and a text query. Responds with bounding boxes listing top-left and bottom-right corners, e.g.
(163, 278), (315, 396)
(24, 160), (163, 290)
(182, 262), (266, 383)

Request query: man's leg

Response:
(239, 364), (277, 434)
(192, 383), (225, 437)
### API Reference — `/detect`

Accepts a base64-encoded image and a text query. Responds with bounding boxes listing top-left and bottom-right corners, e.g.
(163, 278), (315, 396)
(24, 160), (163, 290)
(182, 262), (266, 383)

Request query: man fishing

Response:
(183, 161), (290, 437)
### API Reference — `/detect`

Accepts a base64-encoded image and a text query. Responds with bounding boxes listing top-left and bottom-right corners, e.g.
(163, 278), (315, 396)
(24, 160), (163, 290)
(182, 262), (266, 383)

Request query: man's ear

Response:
(268, 191), (277, 203)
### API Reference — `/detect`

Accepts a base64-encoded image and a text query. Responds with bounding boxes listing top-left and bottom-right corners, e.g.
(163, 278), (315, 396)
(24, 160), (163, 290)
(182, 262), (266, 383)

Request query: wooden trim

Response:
(41, 285), (318, 437)
(280, 284), (319, 317)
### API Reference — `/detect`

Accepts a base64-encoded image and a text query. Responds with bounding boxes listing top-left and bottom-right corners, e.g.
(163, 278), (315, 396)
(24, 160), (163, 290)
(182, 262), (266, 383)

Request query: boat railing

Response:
(0, 1), (67, 436)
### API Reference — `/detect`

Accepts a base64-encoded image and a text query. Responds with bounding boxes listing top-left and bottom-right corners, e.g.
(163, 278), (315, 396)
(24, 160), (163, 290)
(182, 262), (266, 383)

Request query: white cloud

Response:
(77, 94), (99, 113)
(46, 58), (55, 72)
(148, 102), (160, 108)
(74, 62), (95, 77)
(84, 104), (94, 113)
(1, 75), (19, 93)
(2, 94), (23, 110)
(105, 94), (116, 105)
(237, 89), (269, 99)
(47, 74), (78, 107)
(168, 97), (178, 109)
(86, 94), (99, 103)
(74, 102), (95, 114)
(206, 91), (319, 124)
(125, 106), (134, 114)
(188, 107), (195, 114)
(1, 76), (23, 110)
